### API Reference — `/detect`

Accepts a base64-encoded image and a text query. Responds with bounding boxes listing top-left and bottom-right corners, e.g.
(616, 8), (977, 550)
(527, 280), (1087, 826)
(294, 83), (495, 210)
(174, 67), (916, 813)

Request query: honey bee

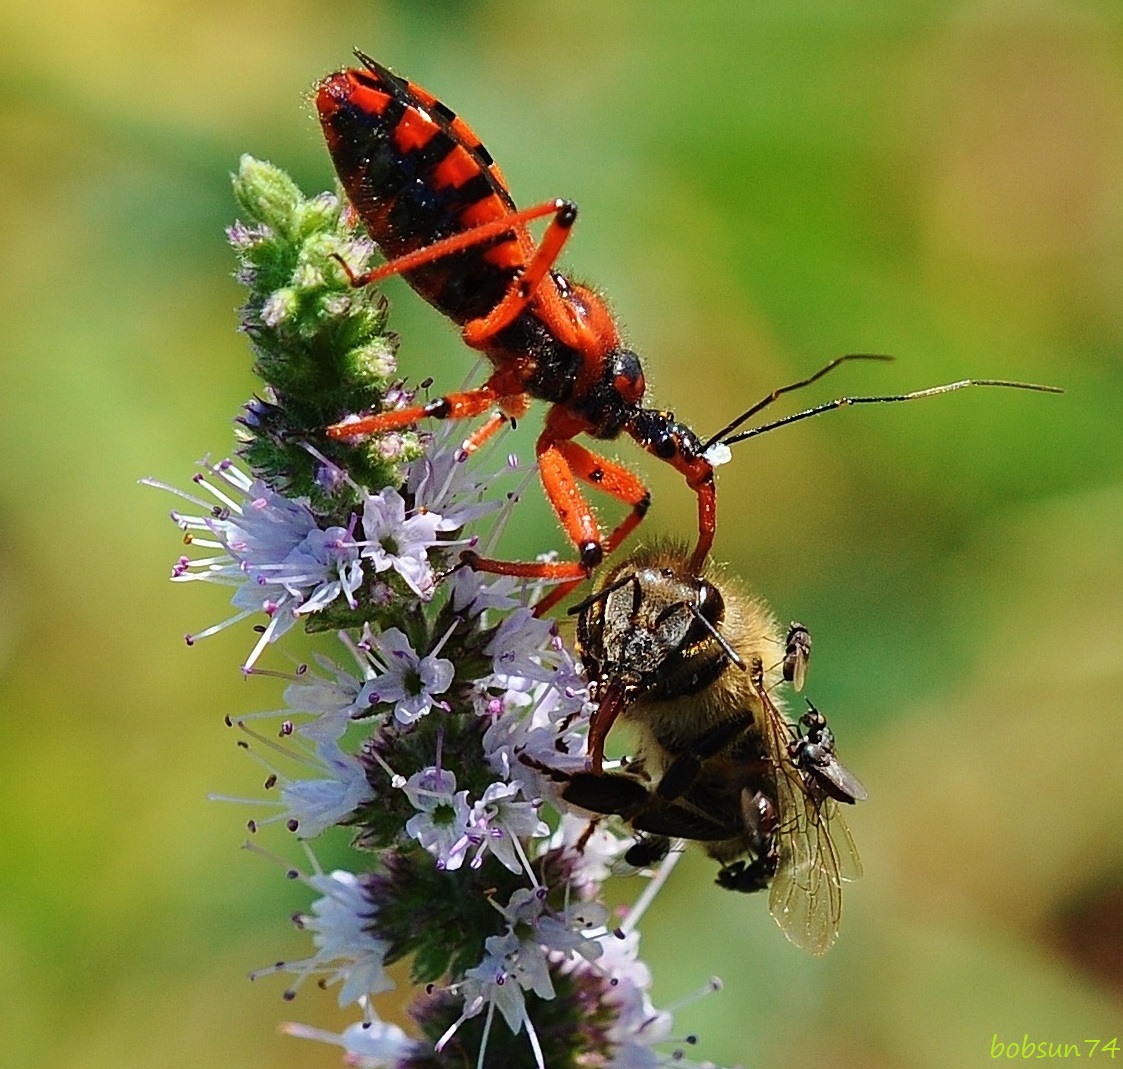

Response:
(558, 544), (864, 955)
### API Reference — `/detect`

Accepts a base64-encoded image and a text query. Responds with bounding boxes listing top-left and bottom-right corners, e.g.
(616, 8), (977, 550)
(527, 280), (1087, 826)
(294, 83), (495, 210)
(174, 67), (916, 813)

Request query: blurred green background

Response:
(2, 1), (1121, 1067)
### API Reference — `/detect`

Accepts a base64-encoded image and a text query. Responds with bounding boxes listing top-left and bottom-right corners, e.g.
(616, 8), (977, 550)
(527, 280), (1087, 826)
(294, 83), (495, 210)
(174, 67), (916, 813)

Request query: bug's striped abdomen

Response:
(317, 55), (526, 325)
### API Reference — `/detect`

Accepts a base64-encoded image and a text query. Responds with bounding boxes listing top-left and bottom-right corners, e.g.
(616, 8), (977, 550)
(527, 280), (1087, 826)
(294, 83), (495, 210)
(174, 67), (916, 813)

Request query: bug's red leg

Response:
(327, 384), (503, 439)
(625, 420), (717, 573)
(689, 480), (716, 572)
(327, 364), (532, 440)
(335, 199), (573, 291)
(555, 440), (651, 555)
(459, 412), (509, 455)
(460, 428), (602, 584)
(460, 392), (530, 454)
(462, 202), (581, 349)
(650, 448), (716, 572)
(531, 578), (587, 617)
(465, 436), (652, 613)
(525, 443), (651, 615)
(463, 433), (600, 580)
(534, 435), (605, 569)
(458, 554), (590, 581)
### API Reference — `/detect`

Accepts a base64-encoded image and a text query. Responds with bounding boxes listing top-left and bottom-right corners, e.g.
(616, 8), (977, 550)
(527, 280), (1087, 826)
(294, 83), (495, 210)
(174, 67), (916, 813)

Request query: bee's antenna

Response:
(686, 604), (746, 671)
(713, 378), (1062, 449)
(567, 572), (638, 617)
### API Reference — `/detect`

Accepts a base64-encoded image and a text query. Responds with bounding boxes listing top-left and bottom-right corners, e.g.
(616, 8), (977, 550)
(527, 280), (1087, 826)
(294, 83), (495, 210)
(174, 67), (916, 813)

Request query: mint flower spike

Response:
(229, 156), (416, 506)
(153, 158), (731, 1069)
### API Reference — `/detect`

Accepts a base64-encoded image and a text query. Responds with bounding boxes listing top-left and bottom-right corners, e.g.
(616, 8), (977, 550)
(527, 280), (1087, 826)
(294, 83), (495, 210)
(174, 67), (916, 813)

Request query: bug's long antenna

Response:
(717, 379), (1063, 447)
(702, 354), (894, 451)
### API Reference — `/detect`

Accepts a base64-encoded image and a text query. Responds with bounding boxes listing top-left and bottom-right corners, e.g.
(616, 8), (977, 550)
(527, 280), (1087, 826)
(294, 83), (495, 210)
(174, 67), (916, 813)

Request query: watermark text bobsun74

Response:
(991, 1036), (1119, 1059)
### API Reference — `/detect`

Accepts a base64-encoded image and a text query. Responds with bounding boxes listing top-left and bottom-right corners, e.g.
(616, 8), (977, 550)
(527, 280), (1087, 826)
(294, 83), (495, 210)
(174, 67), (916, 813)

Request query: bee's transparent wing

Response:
(768, 778), (839, 953)
(756, 683), (862, 955)
(830, 803), (863, 883)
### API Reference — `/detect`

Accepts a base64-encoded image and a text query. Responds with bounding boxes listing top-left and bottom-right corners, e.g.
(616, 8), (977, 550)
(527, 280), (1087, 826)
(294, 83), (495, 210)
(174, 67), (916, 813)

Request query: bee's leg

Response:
(623, 834), (671, 869)
(716, 853), (778, 894)
(656, 714), (754, 802)
(561, 771), (650, 818)
(716, 790), (779, 895)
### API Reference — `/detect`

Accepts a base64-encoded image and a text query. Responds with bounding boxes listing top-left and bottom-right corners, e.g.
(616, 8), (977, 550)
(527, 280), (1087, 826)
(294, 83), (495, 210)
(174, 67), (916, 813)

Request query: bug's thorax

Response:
(478, 275), (648, 440)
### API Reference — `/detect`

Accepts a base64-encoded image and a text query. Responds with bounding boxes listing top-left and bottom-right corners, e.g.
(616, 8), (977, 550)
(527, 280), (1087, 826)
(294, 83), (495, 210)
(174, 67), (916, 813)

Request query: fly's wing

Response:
(783, 622), (811, 691)
(767, 760), (844, 955)
(829, 804), (863, 884)
(811, 752), (870, 806)
(754, 679), (862, 955)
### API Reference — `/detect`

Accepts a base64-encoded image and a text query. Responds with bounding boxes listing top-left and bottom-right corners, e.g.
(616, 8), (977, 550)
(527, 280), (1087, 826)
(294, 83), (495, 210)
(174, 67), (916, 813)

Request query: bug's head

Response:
(626, 407), (709, 471)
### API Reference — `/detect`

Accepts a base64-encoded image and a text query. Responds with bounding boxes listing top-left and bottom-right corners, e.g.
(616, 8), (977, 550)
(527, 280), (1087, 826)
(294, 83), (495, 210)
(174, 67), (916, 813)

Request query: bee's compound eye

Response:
(681, 581), (726, 649)
(697, 582), (725, 626)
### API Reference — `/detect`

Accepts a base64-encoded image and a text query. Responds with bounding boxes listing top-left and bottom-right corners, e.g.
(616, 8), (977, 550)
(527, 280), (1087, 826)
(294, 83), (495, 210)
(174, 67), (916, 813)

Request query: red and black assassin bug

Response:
(317, 53), (1060, 606)
(317, 53), (710, 598)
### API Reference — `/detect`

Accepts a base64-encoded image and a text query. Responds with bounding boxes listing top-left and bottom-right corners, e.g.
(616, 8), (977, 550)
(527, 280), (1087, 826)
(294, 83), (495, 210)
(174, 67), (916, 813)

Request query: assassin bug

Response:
(317, 53), (1061, 605)
(317, 53), (708, 595)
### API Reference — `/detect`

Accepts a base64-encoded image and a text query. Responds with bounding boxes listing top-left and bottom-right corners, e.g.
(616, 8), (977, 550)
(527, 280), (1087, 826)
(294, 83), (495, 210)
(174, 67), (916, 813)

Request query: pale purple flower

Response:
(144, 459), (363, 670)
(484, 608), (563, 683)
(212, 723), (371, 838)
(439, 934), (537, 1061)
(497, 886), (606, 976)
(436, 885), (608, 1069)
(545, 813), (634, 892)
(481, 674), (591, 800)
(270, 870), (393, 1007)
(403, 767), (473, 870)
(446, 566), (522, 617)
(489, 919), (555, 1003)
(403, 424), (506, 531)
(467, 781), (549, 874)
(279, 742), (374, 839)
(536, 899), (609, 965)
(561, 928), (676, 1069)
(359, 485), (443, 599)
(277, 645), (371, 745)
(436, 931), (547, 1069)
(281, 1017), (418, 1069)
(358, 627), (454, 726)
